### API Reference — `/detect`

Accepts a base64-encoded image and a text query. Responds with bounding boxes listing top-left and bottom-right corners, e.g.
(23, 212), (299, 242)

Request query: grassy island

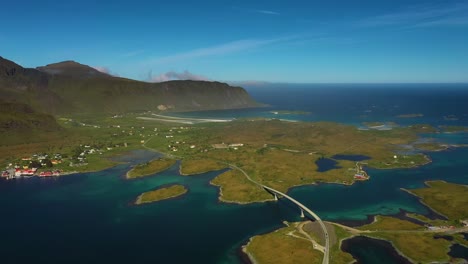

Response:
(397, 113), (424, 118)
(439, 125), (468, 133)
(127, 158), (176, 179)
(135, 185), (187, 205)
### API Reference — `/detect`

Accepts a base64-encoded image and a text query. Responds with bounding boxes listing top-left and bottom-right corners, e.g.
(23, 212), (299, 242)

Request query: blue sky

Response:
(2, 0), (468, 83)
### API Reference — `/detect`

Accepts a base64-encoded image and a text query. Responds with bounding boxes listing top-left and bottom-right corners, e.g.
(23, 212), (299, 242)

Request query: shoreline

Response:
(125, 158), (176, 179)
(400, 185), (450, 220)
(134, 185), (188, 205)
(341, 235), (414, 264)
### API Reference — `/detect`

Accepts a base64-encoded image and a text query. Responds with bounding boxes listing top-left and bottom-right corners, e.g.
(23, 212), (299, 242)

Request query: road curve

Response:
(226, 163), (330, 264)
(261, 186), (330, 264)
(142, 142), (330, 263)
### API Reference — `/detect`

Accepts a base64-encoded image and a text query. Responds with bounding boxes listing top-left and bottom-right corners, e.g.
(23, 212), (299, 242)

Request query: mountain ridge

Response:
(0, 56), (262, 115)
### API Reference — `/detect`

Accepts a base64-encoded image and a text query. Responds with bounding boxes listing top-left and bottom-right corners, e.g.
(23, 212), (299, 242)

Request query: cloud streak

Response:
(149, 70), (210, 82)
(357, 2), (468, 28)
(146, 36), (295, 65)
(93, 66), (120, 77)
(256, 10), (280, 15)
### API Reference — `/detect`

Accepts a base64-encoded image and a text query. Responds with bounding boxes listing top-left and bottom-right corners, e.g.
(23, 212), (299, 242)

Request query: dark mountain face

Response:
(0, 57), (261, 115)
(0, 100), (61, 132)
(37, 61), (110, 78)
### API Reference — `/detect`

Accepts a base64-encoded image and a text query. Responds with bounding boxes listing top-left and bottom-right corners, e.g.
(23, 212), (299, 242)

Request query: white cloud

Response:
(150, 70), (210, 83)
(256, 10), (280, 15)
(146, 36), (295, 65)
(93, 66), (110, 74)
(93, 66), (120, 77)
(357, 3), (468, 28)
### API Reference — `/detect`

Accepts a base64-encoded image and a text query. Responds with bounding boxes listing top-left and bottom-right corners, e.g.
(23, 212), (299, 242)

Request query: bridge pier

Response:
(300, 209), (305, 218)
(274, 193), (278, 201)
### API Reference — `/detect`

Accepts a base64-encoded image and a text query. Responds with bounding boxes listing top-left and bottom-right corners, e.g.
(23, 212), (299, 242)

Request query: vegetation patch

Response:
(210, 170), (271, 203)
(127, 158), (176, 179)
(406, 181), (468, 220)
(244, 223), (322, 264)
(367, 232), (452, 263)
(135, 184), (187, 205)
(358, 216), (424, 231)
(180, 158), (227, 175)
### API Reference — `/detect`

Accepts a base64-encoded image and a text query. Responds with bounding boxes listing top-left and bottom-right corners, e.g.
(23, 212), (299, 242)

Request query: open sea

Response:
(1, 84), (467, 263)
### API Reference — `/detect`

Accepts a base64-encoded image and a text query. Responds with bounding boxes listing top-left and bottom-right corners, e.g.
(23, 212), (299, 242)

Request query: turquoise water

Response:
(1, 85), (468, 263)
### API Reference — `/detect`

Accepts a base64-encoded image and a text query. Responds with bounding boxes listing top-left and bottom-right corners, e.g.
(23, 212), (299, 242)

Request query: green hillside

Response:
(0, 57), (261, 115)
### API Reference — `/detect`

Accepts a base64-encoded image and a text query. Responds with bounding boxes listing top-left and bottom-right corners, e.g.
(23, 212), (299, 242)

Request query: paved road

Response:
(142, 142), (330, 264)
(262, 185), (330, 264)
(226, 163), (330, 264)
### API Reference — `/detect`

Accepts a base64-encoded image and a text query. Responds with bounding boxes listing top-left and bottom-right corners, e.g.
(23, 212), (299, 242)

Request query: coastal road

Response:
(142, 139), (330, 264)
(262, 185), (330, 264)
(225, 163), (330, 264)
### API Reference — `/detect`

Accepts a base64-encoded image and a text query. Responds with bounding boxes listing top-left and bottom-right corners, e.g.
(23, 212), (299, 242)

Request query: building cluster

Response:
(1, 153), (64, 179)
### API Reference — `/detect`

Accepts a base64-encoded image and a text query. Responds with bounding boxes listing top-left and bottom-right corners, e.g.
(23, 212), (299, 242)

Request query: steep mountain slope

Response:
(0, 56), (261, 115)
(0, 100), (61, 132)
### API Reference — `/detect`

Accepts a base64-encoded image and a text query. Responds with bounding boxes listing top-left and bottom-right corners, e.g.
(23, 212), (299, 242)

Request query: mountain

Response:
(0, 100), (61, 133)
(0, 56), (261, 115)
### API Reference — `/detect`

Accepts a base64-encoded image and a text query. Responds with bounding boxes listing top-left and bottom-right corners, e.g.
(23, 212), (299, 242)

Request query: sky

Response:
(1, 0), (468, 83)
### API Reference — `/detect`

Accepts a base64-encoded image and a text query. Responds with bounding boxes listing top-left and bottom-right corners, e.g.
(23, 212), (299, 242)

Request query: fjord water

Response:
(1, 85), (468, 264)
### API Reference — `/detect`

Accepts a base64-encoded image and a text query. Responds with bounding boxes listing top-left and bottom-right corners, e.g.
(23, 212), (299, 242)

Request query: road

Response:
(142, 140), (330, 264)
(225, 163), (330, 264)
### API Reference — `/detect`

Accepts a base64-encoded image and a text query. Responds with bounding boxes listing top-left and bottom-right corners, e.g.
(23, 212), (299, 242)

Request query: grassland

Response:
(405, 181), (468, 220)
(329, 225), (355, 263)
(179, 158), (227, 175)
(126, 158), (176, 179)
(0, 114), (445, 204)
(245, 221), (355, 264)
(135, 184), (187, 205)
(366, 232), (452, 263)
(358, 216), (424, 231)
(143, 118), (437, 202)
(210, 170), (272, 203)
(244, 222), (323, 264)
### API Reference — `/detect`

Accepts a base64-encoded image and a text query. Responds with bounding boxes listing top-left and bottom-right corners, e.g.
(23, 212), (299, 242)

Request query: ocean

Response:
(0, 84), (467, 263)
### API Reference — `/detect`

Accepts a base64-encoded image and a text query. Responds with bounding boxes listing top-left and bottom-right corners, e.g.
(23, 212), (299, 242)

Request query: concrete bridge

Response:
(262, 185), (330, 264)
(226, 163), (330, 264)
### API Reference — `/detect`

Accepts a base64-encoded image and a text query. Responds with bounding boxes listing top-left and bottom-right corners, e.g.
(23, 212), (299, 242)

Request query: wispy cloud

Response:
(146, 36), (295, 65)
(93, 66), (120, 77)
(149, 70), (210, 83)
(233, 7), (280, 16)
(357, 2), (468, 28)
(256, 10), (280, 15)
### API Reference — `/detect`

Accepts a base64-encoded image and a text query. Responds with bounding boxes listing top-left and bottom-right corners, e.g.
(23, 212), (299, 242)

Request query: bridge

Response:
(227, 163), (330, 264)
(142, 138), (330, 263)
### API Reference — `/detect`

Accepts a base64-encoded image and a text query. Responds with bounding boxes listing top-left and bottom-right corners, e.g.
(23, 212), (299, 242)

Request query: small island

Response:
(126, 158), (176, 179)
(135, 184), (187, 205)
(439, 125), (468, 133)
(397, 113), (424, 118)
(269, 110), (311, 115)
